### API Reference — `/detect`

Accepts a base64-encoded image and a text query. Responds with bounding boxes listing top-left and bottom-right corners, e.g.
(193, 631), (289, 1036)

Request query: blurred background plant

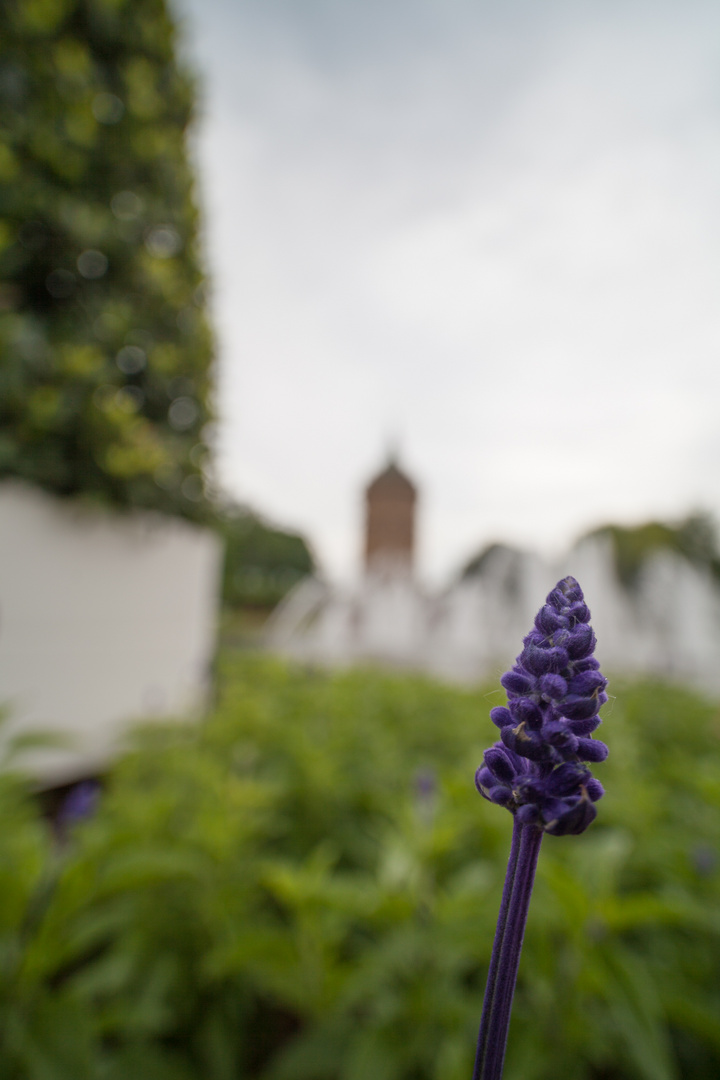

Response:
(0, 0), (214, 520)
(583, 514), (720, 590)
(1, 654), (720, 1080)
(216, 503), (317, 648)
(218, 504), (316, 612)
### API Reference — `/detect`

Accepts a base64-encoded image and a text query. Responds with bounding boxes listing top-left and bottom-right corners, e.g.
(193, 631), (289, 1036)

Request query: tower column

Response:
(363, 455), (418, 575)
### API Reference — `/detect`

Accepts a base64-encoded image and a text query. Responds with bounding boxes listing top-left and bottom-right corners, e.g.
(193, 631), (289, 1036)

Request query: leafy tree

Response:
(583, 513), (720, 587)
(0, 0), (213, 519)
(218, 505), (316, 609)
(462, 516), (720, 591)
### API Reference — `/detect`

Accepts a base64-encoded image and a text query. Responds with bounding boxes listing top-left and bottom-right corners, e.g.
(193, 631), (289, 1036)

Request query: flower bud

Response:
(475, 576), (608, 836)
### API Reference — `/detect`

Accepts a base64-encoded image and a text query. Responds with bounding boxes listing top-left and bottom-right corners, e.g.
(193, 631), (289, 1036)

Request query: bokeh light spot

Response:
(145, 225), (181, 258)
(168, 396), (199, 430)
(116, 345), (147, 374)
(111, 190), (143, 220)
(77, 249), (108, 279)
(92, 92), (124, 124)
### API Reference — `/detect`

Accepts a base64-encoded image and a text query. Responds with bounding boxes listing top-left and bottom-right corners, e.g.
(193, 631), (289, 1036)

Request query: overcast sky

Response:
(176, 0), (720, 582)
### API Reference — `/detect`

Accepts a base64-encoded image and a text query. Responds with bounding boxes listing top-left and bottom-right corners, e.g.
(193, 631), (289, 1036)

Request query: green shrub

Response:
(0, 0), (213, 520)
(218, 507), (316, 610)
(2, 660), (720, 1078)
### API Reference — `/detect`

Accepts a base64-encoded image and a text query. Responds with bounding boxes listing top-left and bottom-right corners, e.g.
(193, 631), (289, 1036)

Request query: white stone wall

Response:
(0, 482), (222, 782)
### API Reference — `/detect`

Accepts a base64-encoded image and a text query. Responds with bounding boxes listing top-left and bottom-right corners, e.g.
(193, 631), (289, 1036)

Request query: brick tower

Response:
(364, 453), (417, 575)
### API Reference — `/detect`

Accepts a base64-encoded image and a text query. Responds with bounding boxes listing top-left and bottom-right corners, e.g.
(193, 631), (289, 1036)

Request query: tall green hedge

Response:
(0, 0), (213, 519)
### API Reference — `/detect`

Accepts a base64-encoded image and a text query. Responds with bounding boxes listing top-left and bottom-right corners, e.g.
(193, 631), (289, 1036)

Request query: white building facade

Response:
(267, 537), (720, 693)
(268, 457), (720, 693)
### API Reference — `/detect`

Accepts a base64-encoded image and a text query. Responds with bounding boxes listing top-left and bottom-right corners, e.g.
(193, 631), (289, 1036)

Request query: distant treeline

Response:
(585, 513), (720, 587)
(462, 513), (720, 588)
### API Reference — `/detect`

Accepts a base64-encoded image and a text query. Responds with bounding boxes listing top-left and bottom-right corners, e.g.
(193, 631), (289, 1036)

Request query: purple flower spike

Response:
(472, 577), (608, 1080)
(476, 575), (608, 833)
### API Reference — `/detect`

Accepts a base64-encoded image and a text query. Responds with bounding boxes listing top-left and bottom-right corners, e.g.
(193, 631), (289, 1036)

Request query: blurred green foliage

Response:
(462, 515), (720, 592)
(218, 506), (316, 610)
(3, 659), (720, 1079)
(0, 0), (213, 519)
(583, 514), (720, 588)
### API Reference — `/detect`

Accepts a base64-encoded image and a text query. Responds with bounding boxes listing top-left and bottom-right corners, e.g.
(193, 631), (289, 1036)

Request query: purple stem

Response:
(472, 818), (543, 1080)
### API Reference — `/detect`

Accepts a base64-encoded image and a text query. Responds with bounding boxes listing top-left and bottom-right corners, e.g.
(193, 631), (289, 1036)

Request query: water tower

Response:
(363, 453), (418, 575)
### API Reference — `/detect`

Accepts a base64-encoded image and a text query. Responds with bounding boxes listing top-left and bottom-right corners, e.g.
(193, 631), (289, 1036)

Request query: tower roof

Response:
(365, 457), (417, 498)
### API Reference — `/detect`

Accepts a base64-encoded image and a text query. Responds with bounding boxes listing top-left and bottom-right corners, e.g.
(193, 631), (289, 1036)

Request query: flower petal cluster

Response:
(475, 576), (608, 836)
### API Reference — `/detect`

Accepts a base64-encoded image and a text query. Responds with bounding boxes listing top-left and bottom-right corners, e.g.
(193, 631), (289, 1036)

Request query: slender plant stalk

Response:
(472, 578), (608, 1077)
(472, 819), (543, 1080)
